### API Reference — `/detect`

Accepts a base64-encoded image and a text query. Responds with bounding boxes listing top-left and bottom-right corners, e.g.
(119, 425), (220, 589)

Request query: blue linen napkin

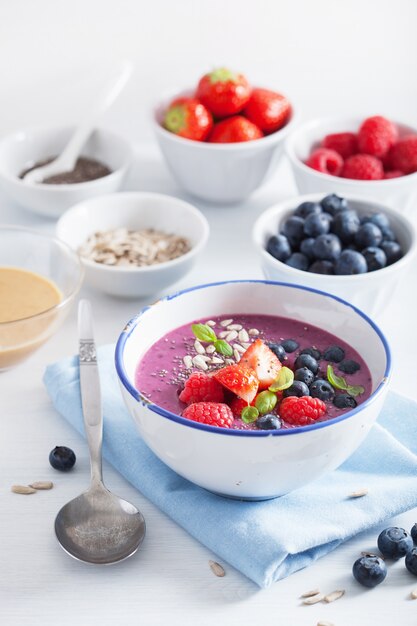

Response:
(44, 344), (417, 588)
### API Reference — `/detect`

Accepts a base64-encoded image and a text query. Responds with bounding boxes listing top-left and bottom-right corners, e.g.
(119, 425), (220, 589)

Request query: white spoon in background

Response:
(23, 61), (133, 184)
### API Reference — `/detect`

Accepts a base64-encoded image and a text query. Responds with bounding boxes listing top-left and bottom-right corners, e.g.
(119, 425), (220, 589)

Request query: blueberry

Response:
(294, 367), (315, 386)
(331, 209), (360, 243)
(362, 212), (390, 232)
(321, 194), (348, 215)
(281, 216), (305, 247)
(352, 555), (387, 588)
(283, 380), (310, 397)
(285, 252), (309, 271)
(362, 246), (387, 272)
(380, 240), (403, 265)
(256, 414), (282, 430)
(377, 527), (413, 559)
(266, 234), (292, 262)
(355, 223), (383, 249)
(304, 212), (331, 237)
(312, 234), (342, 262)
(300, 347), (321, 361)
(339, 359), (360, 374)
(309, 260), (334, 275)
(334, 250), (367, 275)
(310, 378), (335, 401)
(333, 393), (357, 409)
(295, 353), (319, 374)
(49, 446), (76, 471)
(405, 548), (417, 575)
(267, 342), (286, 361)
(281, 339), (299, 353)
(300, 237), (316, 259)
(323, 345), (345, 363)
(411, 523), (417, 543)
(294, 201), (322, 219)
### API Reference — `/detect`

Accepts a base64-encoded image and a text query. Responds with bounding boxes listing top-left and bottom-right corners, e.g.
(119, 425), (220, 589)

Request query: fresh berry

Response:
(357, 116), (398, 158)
(294, 201), (322, 219)
(384, 170), (404, 179)
(281, 339), (299, 353)
(321, 194), (349, 215)
(405, 548), (417, 575)
(362, 247), (387, 271)
(213, 364), (259, 403)
(164, 97), (213, 141)
(295, 353), (319, 374)
(312, 234), (342, 262)
(335, 249), (367, 275)
(331, 210), (360, 244)
(342, 154), (384, 180)
(304, 212), (331, 237)
(285, 252), (309, 271)
(361, 213), (392, 238)
(49, 446), (76, 472)
(209, 116), (263, 143)
(279, 396), (326, 426)
(243, 88), (291, 133)
(380, 240), (403, 265)
(333, 393), (357, 409)
(267, 342), (287, 361)
(388, 135), (417, 174)
(300, 347), (321, 361)
(294, 367), (315, 386)
(322, 132), (358, 158)
(240, 339), (282, 390)
(229, 396), (254, 417)
(182, 402), (233, 428)
(323, 345), (345, 363)
(411, 523), (417, 543)
(283, 380), (310, 398)
(196, 67), (251, 118)
(178, 372), (224, 405)
(266, 234), (292, 262)
(281, 216), (305, 247)
(355, 223), (383, 249)
(306, 148), (343, 176)
(338, 359), (360, 374)
(310, 379), (335, 402)
(352, 555), (387, 588)
(300, 237), (316, 259)
(309, 260), (334, 274)
(256, 414), (282, 430)
(377, 527), (413, 559)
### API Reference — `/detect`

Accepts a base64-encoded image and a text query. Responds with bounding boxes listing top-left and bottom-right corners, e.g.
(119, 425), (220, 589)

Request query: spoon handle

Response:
(78, 299), (103, 487)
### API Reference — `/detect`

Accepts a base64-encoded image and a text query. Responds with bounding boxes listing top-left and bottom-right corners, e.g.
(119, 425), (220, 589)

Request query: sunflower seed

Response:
(227, 324), (243, 331)
(209, 560), (225, 577)
(29, 481), (53, 490)
(206, 320), (216, 327)
(233, 349), (241, 363)
(233, 343), (246, 353)
(219, 331), (229, 338)
(303, 593), (325, 605)
(225, 359), (234, 365)
(225, 330), (238, 342)
(192, 355), (208, 371)
(248, 328), (259, 336)
(206, 345), (216, 354)
(317, 621), (335, 626)
(11, 485), (36, 495)
(210, 357), (223, 365)
(240, 342), (251, 349)
(410, 588), (417, 599)
(301, 589), (321, 598)
(324, 589), (345, 603)
(238, 329), (249, 343)
(194, 340), (205, 354)
(199, 355), (211, 362)
(361, 551), (383, 559)
(183, 355), (193, 369)
(220, 319), (233, 327)
(348, 489), (368, 498)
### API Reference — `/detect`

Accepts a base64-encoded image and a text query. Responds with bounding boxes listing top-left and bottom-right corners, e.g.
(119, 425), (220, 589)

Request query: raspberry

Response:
(384, 170), (404, 179)
(357, 116), (398, 158)
(229, 396), (248, 417)
(279, 396), (326, 426)
(341, 154), (384, 180)
(178, 372), (224, 405)
(322, 132), (358, 159)
(182, 402), (233, 428)
(388, 135), (417, 174)
(306, 148), (343, 176)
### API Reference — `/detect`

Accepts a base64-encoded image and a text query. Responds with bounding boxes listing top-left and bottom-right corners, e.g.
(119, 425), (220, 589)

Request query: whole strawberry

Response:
(243, 88), (291, 133)
(164, 97), (213, 141)
(209, 116), (263, 143)
(182, 402), (234, 428)
(280, 396), (326, 426)
(322, 132), (358, 159)
(196, 68), (251, 118)
(179, 372), (224, 405)
(305, 148), (344, 176)
(357, 116), (398, 158)
(388, 135), (417, 174)
(341, 154), (384, 180)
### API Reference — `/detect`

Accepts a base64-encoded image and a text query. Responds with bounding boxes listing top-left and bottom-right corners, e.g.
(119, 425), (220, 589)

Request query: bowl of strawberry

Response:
(115, 280), (391, 500)
(286, 116), (417, 211)
(153, 67), (295, 203)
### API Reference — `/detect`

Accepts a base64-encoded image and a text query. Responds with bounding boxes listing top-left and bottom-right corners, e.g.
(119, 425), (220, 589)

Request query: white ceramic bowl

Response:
(0, 126), (132, 218)
(253, 193), (416, 317)
(56, 192), (209, 298)
(153, 91), (296, 203)
(286, 117), (417, 215)
(115, 280), (391, 500)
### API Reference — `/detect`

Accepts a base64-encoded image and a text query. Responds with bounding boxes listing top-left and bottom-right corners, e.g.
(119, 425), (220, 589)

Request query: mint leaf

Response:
(346, 384), (365, 397)
(241, 406), (259, 424)
(269, 366), (294, 392)
(214, 339), (233, 357)
(192, 323), (216, 343)
(327, 364), (364, 397)
(255, 390), (278, 415)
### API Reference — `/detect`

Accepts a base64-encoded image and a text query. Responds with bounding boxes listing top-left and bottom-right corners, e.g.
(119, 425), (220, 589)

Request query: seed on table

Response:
(317, 621), (335, 626)
(348, 489), (368, 498)
(183, 355), (193, 369)
(324, 589), (345, 603)
(11, 485), (36, 495)
(410, 588), (417, 600)
(238, 329), (249, 343)
(248, 328), (259, 336)
(233, 349), (241, 363)
(233, 343), (246, 353)
(194, 340), (205, 354)
(209, 560), (225, 577)
(227, 324), (242, 331)
(29, 481), (53, 490)
(206, 320), (216, 327)
(206, 345), (216, 354)
(300, 588), (321, 598)
(302, 593), (325, 605)
(192, 355), (208, 371)
(220, 319), (233, 327)
(225, 330), (238, 342)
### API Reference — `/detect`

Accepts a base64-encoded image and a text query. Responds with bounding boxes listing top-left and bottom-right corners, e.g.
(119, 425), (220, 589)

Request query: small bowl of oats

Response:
(56, 192), (209, 297)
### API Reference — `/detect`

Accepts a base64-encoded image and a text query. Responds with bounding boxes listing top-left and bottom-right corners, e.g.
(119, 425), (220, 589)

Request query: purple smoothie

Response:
(135, 314), (372, 429)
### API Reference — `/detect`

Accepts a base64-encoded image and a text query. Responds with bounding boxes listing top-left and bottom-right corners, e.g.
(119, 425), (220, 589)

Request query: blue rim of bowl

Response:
(115, 279), (392, 437)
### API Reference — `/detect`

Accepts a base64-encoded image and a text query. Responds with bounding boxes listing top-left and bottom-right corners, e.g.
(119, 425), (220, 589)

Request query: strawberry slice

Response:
(213, 364), (258, 404)
(240, 339), (282, 390)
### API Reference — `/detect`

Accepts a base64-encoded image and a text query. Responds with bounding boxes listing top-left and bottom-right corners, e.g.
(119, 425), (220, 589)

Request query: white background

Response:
(1, 1), (417, 625)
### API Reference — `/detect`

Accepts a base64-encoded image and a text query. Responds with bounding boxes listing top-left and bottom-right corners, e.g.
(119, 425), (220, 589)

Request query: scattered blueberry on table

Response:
(377, 527), (413, 559)
(49, 446), (76, 471)
(352, 555), (387, 588)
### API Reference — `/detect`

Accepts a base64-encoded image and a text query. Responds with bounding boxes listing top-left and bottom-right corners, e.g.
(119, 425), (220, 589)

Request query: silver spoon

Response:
(54, 299), (145, 564)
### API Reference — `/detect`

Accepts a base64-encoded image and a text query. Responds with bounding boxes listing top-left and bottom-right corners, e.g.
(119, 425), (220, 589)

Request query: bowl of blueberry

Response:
(253, 193), (416, 316)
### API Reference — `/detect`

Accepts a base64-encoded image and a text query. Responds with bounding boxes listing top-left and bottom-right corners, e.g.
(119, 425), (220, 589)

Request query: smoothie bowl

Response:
(115, 281), (391, 499)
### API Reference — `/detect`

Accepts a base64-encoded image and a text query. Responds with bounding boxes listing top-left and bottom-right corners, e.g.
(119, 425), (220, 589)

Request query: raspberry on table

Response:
(341, 154), (384, 180)
(179, 372), (224, 405)
(388, 135), (417, 174)
(182, 402), (234, 428)
(357, 116), (398, 158)
(279, 396), (326, 426)
(305, 148), (343, 176)
(322, 132), (358, 158)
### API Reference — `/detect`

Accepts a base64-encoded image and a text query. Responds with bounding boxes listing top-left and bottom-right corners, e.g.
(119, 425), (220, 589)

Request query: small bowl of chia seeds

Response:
(0, 125), (133, 218)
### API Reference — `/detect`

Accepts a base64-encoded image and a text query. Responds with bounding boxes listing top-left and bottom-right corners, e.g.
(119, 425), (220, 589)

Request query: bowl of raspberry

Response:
(153, 67), (296, 203)
(253, 193), (416, 317)
(115, 280), (391, 500)
(286, 116), (417, 214)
